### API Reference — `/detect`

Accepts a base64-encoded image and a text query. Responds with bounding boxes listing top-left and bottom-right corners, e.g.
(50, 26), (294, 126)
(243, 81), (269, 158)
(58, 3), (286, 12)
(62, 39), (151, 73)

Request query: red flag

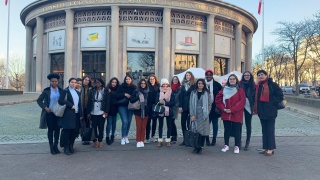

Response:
(258, 0), (262, 15)
(5, 0), (8, 5)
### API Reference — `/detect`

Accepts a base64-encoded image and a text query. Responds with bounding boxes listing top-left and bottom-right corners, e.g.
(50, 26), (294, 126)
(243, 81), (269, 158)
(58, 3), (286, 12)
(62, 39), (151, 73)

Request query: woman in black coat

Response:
(58, 78), (83, 155)
(37, 73), (62, 155)
(179, 71), (196, 146)
(105, 77), (120, 145)
(239, 71), (256, 150)
(87, 78), (110, 148)
(254, 70), (284, 156)
(116, 75), (137, 145)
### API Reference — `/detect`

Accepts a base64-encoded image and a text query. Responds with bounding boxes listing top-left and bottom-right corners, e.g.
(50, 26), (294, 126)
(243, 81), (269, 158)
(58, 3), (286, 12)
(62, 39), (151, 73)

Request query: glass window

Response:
(214, 57), (228, 76)
(174, 54), (197, 74)
(127, 52), (155, 82)
(82, 51), (106, 79)
(51, 53), (65, 87)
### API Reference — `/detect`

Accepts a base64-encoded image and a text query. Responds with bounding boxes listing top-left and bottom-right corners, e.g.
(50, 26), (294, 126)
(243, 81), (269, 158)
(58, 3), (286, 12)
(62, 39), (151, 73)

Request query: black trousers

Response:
(244, 109), (252, 142)
(181, 110), (190, 138)
(200, 136), (206, 148)
(46, 112), (60, 146)
(223, 120), (242, 147)
(81, 108), (91, 141)
(260, 118), (276, 150)
(146, 116), (157, 139)
(91, 115), (106, 142)
(158, 116), (172, 139)
(171, 118), (177, 140)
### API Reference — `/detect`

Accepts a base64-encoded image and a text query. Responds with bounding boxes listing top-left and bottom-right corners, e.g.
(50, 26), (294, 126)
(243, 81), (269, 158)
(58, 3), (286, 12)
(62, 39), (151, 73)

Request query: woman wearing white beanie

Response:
(155, 78), (175, 147)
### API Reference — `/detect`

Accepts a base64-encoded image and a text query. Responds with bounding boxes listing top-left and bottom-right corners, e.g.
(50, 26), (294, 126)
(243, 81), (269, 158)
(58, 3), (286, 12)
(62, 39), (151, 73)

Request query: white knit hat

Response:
(160, 78), (169, 86)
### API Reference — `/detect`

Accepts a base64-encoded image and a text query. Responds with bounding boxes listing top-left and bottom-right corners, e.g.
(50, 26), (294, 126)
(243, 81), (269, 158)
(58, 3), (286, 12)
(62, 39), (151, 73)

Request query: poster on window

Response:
(81, 27), (107, 48)
(48, 30), (65, 51)
(127, 27), (155, 48)
(215, 35), (231, 55)
(175, 29), (199, 51)
(33, 37), (37, 55)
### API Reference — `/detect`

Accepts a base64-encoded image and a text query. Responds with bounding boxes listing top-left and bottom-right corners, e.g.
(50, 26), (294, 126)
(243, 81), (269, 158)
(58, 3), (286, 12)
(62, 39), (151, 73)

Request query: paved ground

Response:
(1, 94), (320, 179)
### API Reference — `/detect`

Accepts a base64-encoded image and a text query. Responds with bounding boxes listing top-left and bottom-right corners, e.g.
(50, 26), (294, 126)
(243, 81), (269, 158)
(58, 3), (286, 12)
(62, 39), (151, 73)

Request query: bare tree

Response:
(138, 53), (155, 72)
(273, 20), (314, 95)
(0, 58), (6, 89)
(8, 55), (25, 91)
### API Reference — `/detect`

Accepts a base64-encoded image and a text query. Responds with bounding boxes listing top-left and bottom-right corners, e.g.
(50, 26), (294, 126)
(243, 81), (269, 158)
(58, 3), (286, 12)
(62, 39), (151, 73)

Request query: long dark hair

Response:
(171, 76), (181, 86)
(226, 74), (240, 87)
(241, 71), (254, 83)
(107, 77), (119, 90)
(122, 75), (134, 86)
(137, 79), (148, 91)
(182, 71), (196, 86)
(194, 78), (209, 94)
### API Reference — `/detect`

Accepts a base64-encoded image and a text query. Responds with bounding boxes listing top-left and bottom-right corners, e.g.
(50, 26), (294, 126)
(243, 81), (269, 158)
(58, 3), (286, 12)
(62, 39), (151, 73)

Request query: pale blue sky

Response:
(0, 0), (319, 62)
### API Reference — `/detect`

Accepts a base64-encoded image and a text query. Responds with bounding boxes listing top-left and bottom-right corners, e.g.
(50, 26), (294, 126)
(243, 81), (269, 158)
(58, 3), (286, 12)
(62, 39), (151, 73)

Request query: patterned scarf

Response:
(139, 88), (149, 118)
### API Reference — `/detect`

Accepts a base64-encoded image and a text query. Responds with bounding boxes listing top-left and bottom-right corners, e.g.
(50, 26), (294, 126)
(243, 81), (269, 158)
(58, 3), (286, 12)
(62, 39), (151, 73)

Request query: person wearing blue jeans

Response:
(105, 77), (120, 145)
(116, 75), (137, 145)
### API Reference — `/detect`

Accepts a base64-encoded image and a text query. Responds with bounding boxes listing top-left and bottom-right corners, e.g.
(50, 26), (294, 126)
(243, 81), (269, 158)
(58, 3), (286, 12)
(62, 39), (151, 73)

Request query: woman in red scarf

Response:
(254, 70), (284, 156)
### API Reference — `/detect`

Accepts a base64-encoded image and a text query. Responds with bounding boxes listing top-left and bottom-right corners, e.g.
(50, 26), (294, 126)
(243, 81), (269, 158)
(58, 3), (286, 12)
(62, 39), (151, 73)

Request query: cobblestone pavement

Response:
(1, 102), (320, 144)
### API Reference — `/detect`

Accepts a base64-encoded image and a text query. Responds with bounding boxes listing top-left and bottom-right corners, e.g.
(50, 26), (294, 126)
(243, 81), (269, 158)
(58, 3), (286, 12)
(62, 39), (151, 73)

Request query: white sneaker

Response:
(144, 139), (150, 144)
(121, 138), (125, 145)
(140, 141), (145, 147)
(125, 137), (129, 144)
(136, 142), (141, 148)
(221, 145), (229, 152)
(234, 146), (240, 154)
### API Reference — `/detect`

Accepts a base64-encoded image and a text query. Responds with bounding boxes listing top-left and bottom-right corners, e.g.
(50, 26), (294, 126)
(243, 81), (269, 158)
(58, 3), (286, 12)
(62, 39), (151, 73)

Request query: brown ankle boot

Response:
(166, 142), (171, 147)
(98, 142), (103, 148)
(157, 142), (163, 148)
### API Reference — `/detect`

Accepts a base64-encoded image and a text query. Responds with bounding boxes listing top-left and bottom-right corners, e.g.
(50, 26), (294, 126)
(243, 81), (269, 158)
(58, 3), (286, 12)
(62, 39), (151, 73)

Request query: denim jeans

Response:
(118, 106), (133, 137)
(106, 115), (117, 137)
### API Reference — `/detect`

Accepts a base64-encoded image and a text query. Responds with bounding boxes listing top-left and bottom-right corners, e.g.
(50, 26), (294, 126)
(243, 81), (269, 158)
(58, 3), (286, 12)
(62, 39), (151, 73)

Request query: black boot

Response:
(106, 137), (111, 145)
(211, 137), (216, 146)
(53, 145), (60, 154)
(244, 141), (250, 151)
(205, 136), (210, 146)
(69, 143), (74, 154)
(50, 145), (57, 155)
(110, 135), (115, 144)
(64, 142), (72, 155)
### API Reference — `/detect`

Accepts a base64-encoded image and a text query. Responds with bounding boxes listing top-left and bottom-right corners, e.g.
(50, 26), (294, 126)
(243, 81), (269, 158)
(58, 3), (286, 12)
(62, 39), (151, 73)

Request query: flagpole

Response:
(261, 0), (265, 69)
(5, 0), (10, 89)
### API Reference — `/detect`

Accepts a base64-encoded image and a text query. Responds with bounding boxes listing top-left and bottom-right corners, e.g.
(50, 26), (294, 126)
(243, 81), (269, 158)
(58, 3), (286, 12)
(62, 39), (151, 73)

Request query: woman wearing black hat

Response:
(37, 73), (62, 155)
(87, 78), (110, 148)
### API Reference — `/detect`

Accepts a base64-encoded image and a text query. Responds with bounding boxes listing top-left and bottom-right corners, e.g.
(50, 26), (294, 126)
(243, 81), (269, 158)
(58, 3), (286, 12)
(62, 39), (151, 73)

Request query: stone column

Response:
(25, 26), (32, 92)
(162, 8), (171, 78)
(36, 17), (44, 92)
(246, 32), (253, 71)
(206, 14), (215, 70)
(110, 6), (119, 78)
(235, 23), (242, 72)
(64, 9), (74, 87)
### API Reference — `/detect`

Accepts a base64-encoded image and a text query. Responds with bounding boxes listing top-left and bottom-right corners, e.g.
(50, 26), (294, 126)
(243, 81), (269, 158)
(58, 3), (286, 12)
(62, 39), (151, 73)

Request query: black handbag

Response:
(215, 107), (222, 116)
(152, 102), (165, 114)
(82, 127), (94, 141)
(277, 99), (287, 110)
(184, 121), (202, 148)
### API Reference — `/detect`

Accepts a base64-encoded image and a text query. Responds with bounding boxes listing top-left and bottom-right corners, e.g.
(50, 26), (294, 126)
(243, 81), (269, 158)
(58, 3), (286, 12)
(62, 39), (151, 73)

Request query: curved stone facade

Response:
(21, 0), (258, 92)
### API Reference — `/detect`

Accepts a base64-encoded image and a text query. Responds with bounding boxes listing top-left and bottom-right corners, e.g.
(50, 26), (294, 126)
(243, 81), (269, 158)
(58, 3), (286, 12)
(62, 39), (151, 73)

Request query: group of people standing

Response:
(37, 69), (283, 156)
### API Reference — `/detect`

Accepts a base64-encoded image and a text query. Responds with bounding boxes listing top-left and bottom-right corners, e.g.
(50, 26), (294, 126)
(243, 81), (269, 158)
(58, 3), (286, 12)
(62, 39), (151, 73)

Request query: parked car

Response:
(299, 84), (310, 94)
(281, 86), (294, 94)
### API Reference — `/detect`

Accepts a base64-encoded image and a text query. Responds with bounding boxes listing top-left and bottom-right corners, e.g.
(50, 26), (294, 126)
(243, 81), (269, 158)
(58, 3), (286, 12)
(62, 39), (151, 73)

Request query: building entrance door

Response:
(82, 51), (106, 80)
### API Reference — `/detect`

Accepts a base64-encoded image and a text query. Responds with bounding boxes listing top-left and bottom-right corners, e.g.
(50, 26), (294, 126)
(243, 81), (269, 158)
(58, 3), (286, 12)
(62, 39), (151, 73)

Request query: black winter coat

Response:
(116, 83), (137, 106)
(86, 88), (110, 115)
(239, 81), (256, 113)
(257, 78), (284, 120)
(179, 84), (195, 111)
(107, 87), (119, 116)
(37, 86), (63, 110)
(58, 88), (83, 129)
(208, 80), (222, 119)
(130, 89), (153, 117)
(147, 82), (160, 116)
(155, 91), (175, 117)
